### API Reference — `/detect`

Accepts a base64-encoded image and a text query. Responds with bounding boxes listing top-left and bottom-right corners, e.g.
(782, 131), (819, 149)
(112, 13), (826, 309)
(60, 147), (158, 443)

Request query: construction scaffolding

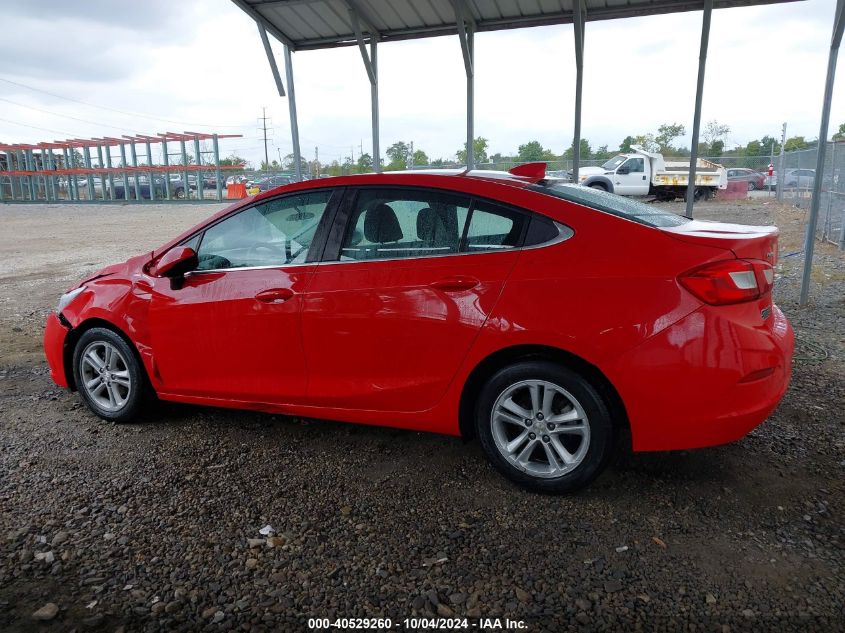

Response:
(0, 132), (243, 203)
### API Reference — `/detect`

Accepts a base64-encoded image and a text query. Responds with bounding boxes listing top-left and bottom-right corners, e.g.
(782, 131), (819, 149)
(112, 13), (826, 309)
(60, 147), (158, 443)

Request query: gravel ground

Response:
(0, 199), (843, 632)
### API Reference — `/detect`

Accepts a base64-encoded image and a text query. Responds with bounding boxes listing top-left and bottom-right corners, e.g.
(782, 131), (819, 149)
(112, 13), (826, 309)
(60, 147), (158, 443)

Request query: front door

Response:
(300, 187), (524, 413)
(614, 157), (649, 195)
(148, 189), (338, 403)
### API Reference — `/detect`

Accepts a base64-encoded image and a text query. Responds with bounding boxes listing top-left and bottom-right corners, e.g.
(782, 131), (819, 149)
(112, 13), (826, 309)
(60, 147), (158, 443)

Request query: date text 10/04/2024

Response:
(307, 617), (529, 630)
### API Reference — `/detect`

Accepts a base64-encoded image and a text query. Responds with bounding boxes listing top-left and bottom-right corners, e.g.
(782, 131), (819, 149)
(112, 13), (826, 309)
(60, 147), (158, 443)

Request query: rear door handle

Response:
(255, 288), (294, 303)
(429, 276), (480, 291)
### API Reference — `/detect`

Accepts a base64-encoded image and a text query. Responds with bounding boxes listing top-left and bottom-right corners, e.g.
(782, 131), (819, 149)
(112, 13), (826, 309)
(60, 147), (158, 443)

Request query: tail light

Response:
(679, 259), (774, 305)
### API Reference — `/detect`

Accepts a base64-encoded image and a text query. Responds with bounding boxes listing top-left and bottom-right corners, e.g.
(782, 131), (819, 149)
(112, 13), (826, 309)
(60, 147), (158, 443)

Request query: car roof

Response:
(153, 170), (540, 257)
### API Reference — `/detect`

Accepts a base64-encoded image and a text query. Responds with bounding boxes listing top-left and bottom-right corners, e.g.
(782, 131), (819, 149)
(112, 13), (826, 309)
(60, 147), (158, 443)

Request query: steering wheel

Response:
(247, 241), (287, 263)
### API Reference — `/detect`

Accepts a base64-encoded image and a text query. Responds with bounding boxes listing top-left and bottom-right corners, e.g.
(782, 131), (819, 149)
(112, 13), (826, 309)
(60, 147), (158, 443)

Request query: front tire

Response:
(589, 183), (607, 192)
(475, 361), (615, 494)
(72, 328), (147, 423)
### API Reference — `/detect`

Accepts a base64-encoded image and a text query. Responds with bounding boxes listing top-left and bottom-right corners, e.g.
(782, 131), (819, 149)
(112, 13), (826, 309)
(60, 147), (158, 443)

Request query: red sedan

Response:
(43, 165), (793, 493)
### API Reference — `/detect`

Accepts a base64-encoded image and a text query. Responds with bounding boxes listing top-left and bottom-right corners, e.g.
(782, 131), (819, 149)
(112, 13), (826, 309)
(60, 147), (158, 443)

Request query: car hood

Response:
(577, 166), (612, 179)
(71, 253), (151, 291)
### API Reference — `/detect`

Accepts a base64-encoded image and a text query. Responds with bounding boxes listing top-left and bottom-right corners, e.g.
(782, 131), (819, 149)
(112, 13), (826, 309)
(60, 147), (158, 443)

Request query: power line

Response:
(0, 115), (76, 138)
(0, 96), (138, 134)
(0, 76), (246, 129)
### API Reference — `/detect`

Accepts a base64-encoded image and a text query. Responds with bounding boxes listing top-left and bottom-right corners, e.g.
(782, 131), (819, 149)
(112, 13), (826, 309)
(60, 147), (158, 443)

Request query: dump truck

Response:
(576, 147), (728, 201)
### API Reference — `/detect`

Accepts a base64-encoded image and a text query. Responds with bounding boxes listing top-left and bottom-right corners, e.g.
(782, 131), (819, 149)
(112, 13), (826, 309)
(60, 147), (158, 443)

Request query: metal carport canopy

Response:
(235, 0), (795, 51)
(233, 0), (842, 307)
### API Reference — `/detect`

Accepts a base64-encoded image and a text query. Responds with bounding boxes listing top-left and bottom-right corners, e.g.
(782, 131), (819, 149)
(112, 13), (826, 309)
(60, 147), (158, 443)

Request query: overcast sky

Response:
(0, 0), (841, 168)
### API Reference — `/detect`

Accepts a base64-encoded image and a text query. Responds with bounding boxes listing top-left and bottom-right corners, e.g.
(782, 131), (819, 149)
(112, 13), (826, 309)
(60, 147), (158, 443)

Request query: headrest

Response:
(364, 203), (403, 243)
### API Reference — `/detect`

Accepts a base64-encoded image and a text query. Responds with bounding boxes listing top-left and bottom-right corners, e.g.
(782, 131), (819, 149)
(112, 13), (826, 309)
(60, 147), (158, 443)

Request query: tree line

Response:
(241, 121), (845, 174)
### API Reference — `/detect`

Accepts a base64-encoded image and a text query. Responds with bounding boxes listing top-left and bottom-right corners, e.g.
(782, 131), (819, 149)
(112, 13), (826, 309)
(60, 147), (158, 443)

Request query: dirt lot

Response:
(0, 199), (843, 632)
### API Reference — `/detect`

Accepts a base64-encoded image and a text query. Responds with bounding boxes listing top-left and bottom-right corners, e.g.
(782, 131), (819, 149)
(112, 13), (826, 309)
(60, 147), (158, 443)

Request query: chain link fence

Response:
(777, 142), (844, 248)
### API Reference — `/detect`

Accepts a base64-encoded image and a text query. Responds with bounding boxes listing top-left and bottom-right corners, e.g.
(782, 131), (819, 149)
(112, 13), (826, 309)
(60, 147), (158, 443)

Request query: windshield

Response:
(529, 182), (691, 228)
(601, 155), (627, 171)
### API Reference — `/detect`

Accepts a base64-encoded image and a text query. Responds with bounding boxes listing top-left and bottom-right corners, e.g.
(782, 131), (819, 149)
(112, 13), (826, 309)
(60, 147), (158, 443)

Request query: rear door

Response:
(300, 187), (527, 412)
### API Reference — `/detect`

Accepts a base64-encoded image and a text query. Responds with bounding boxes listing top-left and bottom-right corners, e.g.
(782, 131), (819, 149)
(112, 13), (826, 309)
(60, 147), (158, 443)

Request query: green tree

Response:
(356, 153), (373, 173)
(784, 136), (812, 152)
(593, 145), (612, 160)
(619, 136), (637, 153)
(655, 123), (687, 154)
(831, 123), (845, 141)
(412, 149), (429, 166)
(631, 133), (658, 153)
(517, 140), (556, 162)
(219, 154), (247, 167)
(430, 157), (449, 167)
(385, 141), (411, 170)
(456, 137), (489, 164)
(563, 138), (592, 160)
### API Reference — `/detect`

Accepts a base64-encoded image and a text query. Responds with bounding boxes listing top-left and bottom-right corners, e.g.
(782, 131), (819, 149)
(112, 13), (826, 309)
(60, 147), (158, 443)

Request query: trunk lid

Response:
(660, 220), (778, 265)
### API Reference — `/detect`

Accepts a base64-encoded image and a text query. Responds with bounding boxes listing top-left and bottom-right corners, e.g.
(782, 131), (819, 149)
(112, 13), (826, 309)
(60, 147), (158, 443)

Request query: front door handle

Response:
(429, 276), (480, 291)
(255, 287), (294, 303)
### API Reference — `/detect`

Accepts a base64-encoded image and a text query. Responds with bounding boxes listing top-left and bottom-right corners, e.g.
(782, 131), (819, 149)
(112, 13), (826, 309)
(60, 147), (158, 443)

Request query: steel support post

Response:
(181, 141), (189, 199)
(349, 5), (380, 173)
(283, 45), (303, 181)
(572, 0), (585, 182)
(119, 144), (129, 201)
(685, 0), (713, 219)
(83, 147), (95, 201)
(62, 149), (72, 200)
(26, 150), (36, 200)
(213, 134), (223, 201)
(105, 145), (115, 201)
(38, 151), (48, 202)
(95, 145), (105, 202)
(161, 140), (172, 200)
(128, 141), (141, 201)
(145, 142), (155, 201)
(776, 123), (787, 202)
(799, 0), (844, 305)
(452, 0), (475, 169)
(194, 136), (202, 200)
(258, 23), (287, 98)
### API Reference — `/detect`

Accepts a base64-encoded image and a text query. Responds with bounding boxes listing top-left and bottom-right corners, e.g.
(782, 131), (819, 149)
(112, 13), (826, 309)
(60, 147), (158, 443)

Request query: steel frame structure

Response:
(0, 132), (242, 203)
(239, 0), (840, 306)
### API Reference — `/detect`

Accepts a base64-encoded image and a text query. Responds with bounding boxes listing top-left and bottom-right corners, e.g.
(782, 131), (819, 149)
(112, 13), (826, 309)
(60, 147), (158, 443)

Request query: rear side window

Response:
(530, 182), (690, 228)
(337, 187), (569, 262)
(463, 201), (526, 251)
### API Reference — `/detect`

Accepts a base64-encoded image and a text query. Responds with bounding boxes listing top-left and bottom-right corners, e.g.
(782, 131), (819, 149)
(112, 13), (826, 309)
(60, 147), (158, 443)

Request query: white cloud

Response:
(0, 0), (841, 168)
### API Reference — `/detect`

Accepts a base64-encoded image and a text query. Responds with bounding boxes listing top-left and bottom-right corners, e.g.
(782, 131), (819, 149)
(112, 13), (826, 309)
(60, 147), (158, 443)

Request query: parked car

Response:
(107, 176), (165, 200)
(43, 167), (793, 494)
(225, 175), (249, 187)
(765, 168), (816, 191)
(727, 168), (765, 191)
(247, 175), (293, 195)
(108, 176), (185, 200)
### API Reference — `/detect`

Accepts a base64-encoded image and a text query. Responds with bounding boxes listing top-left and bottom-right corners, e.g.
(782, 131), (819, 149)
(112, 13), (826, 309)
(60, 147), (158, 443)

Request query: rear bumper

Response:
(608, 303), (794, 452)
(44, 312), (71, 389)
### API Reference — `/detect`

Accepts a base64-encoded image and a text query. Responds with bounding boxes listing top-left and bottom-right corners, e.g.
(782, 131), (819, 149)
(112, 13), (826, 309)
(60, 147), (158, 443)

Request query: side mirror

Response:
(154, 246), (198, 288)
(616, 166), (630, 175)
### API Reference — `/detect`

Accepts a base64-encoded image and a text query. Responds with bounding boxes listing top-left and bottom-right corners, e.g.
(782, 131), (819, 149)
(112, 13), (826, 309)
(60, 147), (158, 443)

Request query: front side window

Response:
(622, 158), (644, 173)
(195, 189), (333, 270)
(340, 189), (470, 261)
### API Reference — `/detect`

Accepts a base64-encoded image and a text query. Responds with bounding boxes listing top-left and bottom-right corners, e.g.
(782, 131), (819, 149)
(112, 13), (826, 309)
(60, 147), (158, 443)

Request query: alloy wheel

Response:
(490, 379), (590, 479)
(79, 341), (132, 412)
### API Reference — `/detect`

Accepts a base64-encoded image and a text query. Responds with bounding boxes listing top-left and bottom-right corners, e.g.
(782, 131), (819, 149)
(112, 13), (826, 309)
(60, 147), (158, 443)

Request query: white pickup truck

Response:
(576, 147), (728, 201)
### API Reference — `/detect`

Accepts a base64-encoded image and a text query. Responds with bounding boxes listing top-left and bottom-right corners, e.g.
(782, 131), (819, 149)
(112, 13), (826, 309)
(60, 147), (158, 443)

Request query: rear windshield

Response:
(529, 182), (691, 228)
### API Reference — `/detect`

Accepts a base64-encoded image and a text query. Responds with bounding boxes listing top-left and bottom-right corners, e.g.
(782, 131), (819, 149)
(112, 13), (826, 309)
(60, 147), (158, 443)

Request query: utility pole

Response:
(260, 107), (270, 171)
(315, 146), (319, 178)
(409, 141), (414, 169)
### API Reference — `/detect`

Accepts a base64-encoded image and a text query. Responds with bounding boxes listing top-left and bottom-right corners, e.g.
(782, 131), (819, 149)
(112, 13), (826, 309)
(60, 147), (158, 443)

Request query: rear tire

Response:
(475, 361), (615, 494)
(72, 328), (147, 423)
(589, 183), (607, 192)
(747, 181), (755, 191)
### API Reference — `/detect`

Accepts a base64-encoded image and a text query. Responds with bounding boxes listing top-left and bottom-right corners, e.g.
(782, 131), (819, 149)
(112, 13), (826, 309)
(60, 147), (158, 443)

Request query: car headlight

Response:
(57, 286), (85, 314)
